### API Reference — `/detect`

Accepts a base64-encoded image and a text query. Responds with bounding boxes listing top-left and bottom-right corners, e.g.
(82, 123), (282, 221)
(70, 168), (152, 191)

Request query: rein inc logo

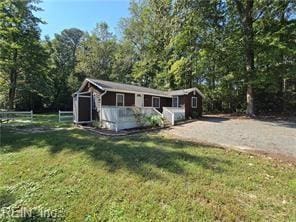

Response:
(0, 206), (64, 221)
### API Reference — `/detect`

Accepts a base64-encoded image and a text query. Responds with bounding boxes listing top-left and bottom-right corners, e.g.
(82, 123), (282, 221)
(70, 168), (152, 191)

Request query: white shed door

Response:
(135, 94), (144, 107)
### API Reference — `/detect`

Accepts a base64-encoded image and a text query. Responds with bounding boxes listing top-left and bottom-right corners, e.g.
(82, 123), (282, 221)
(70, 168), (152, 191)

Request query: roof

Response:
(169, 88), (205, 98)
(78, 78), (205, 98)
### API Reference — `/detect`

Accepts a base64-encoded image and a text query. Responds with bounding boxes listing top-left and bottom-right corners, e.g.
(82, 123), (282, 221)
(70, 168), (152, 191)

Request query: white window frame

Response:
(172, 96), (179, 107)
(152, 96), (160, 108)
(192, 97), (197, 108)
(116, 93), (125, 107)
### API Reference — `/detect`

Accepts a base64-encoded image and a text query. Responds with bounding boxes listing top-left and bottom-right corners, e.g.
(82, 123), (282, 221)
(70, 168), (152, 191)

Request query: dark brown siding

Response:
(144, 95), (171, 112)
(124, 93), (135, 106)
(81, 83), (89, 92)
(102, 91), (135, 106)
(144, 95), (152, 107)
(160, 97), (171, 112)
(178, 95), (186, 107)
(184, 91), (202, 118)
(102, 91), (116, 105)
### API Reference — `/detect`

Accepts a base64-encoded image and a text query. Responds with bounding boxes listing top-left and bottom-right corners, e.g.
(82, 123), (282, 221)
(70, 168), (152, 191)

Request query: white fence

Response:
(0, 111), (33, 123)
(162, 107), (185, 125)
(58, 111), (73, 122)
(101, 106), (161, 131)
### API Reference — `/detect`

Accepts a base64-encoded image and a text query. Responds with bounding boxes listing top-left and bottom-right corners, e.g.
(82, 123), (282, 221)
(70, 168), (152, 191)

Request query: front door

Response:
(135, 94), (144, 107)
(78, 94), (91, 122)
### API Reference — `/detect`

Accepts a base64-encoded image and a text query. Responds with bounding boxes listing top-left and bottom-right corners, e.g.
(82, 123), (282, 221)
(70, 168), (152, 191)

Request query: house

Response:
(73, 78), (205, 131)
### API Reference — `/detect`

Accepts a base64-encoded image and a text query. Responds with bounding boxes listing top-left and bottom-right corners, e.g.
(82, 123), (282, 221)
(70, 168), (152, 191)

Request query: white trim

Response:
(99, 90), (107, 125)
(78, 95), (91, 98)
(78, 78), (105, 92)
(90, 93), (92, 122)
(152, 108), (162, 116)
(77, 93), (79, 122)
(172, 96), (179, 107)
(116, 93), (125, 107)
(87, 78), (105, 91)
(169, 88), (205, 99)
(192, 97), (197, 108)
(152, 96), (160, 108)
(192, 88), (205, 99)
(72, 91), (91, 96)
(74, 91), (92, 123)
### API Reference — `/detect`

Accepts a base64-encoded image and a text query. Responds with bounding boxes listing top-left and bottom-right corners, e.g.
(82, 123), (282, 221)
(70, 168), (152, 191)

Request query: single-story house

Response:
(73, 78), (205, 131)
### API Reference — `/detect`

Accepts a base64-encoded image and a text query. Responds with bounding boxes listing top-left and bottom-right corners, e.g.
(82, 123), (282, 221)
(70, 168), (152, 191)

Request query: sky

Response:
(35, 0), (131, 39)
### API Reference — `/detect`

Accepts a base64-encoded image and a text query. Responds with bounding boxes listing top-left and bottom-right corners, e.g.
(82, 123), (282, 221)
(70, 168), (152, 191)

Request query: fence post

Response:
(115, 108), (119, 132)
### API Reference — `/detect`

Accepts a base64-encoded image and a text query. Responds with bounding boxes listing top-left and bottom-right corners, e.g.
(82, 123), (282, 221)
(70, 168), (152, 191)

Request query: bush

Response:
(145, 115), (164, 127)
(192, 111), (199, 119)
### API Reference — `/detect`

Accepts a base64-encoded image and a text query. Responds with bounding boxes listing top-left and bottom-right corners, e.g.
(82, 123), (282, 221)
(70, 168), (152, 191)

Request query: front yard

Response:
(0, 115), (295, 221)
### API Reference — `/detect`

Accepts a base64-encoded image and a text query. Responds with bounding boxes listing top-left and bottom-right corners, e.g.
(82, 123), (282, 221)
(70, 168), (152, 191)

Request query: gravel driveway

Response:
(165, 115), (296, 159)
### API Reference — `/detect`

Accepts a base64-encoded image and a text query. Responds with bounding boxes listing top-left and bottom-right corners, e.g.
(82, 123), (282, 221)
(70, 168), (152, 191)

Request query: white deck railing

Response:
(0, 111), (33, 122)
(59, 111), (73, 122)
(162, 107), (185, 125)
(101, 106), (162, 131)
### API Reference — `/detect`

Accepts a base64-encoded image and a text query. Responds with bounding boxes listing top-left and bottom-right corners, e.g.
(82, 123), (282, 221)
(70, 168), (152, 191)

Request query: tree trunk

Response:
(8, 49), (18, 110)
(279, 3), (288, 113)
(235, 0), (255, 116)
(246, 84), (253, 115)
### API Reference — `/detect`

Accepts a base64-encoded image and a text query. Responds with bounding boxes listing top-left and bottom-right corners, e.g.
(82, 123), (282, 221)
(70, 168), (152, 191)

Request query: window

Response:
(192, 97), (197, 108)
(116, 94), (124, 106)
(152, 97), (160, 108)
(172, 96), (178, 107)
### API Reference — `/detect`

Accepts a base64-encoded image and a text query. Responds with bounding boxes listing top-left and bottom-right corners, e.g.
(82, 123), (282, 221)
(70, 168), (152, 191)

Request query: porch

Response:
(100, 106), (185, 131)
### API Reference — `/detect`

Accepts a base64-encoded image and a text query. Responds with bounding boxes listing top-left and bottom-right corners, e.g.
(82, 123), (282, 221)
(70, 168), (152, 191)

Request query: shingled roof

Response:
(168, 88), (205, 98)
(79, 78), (205, 98)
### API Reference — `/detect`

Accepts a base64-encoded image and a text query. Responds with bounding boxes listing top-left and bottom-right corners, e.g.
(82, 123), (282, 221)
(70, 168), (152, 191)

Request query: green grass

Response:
(0, 115), (295, 221)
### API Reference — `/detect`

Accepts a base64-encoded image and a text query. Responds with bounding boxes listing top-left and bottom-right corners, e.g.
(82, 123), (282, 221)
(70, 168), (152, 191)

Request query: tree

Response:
(0, 0), (46, 110)
(254, 0), (296, 113)
(49, 28), (84, 109)
(76, 22), (117, 81)
(233, 0), (256, 116)
(111, 40), (135, 83)
(1, 0), (295, 115)
(122, 0), (173, 88)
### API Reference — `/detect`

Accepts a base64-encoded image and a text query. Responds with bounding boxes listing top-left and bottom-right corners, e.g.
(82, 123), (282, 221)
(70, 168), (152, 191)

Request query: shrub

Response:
(145, 115), (164, 127)
(192, 111), (199, 119)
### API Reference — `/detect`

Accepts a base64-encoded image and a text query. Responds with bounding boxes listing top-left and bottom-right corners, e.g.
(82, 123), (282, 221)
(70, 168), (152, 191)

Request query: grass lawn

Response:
(0, 115), (295, 221)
